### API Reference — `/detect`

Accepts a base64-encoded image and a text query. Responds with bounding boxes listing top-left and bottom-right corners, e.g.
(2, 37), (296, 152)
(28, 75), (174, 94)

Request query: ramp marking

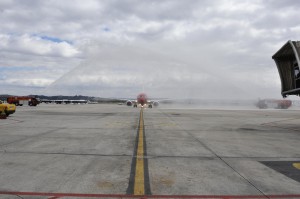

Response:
(134, 109), (145, 195)
(293, 163), (300, 170)
(1, 191), (300, 198)
(127, 108), (151, 195)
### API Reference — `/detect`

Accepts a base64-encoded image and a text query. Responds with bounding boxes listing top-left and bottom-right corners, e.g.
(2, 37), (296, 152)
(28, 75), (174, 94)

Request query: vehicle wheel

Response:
(5, 109), (9, 116)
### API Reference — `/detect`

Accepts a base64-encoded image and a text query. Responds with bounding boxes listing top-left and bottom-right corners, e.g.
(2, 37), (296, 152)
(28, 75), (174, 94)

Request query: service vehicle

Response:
(0, 100), (16, 116)
(7, 96), (39, 106)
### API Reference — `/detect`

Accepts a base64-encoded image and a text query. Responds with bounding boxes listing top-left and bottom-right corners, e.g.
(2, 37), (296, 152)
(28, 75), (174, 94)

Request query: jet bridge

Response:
(272, 40), (300, 97)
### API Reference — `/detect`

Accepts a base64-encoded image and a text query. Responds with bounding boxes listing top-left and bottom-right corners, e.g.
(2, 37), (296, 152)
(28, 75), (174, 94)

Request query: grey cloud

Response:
(102, 0), (204, 21)
(265, 0), (300, 9)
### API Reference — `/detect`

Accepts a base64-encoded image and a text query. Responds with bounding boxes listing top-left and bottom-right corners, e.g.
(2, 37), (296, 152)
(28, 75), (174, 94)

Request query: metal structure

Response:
(272, 40), (300, 97)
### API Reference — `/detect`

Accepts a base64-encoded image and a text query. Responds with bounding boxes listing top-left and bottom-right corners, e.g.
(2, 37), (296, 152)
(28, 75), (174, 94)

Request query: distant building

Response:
(272, 40), (300, 97)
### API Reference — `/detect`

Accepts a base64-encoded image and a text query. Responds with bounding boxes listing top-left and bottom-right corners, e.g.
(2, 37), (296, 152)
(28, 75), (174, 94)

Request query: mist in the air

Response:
(45, 39), (281, 103)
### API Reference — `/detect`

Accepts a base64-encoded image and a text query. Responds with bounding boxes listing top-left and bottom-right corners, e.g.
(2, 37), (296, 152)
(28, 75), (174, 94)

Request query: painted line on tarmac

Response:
(127, 108), (151, 195)
(293, 163), (300, 170)
(1, 191), (300, 198)
(134, 108), (145, 195)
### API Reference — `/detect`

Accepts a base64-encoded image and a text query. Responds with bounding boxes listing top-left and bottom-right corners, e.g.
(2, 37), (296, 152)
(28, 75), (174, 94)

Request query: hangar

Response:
(272, 40), (300, 97)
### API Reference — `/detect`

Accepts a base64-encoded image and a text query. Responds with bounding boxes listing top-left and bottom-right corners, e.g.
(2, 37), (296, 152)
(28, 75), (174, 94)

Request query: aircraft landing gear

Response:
(148, 104), (152, 108)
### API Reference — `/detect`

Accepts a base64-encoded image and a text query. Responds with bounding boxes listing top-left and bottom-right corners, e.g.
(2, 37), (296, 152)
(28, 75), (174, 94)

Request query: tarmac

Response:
(0, 103), (300, 199)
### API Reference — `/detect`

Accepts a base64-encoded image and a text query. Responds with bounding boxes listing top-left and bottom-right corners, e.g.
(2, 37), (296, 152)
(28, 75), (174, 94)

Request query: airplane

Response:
(125, 93), (159, 108)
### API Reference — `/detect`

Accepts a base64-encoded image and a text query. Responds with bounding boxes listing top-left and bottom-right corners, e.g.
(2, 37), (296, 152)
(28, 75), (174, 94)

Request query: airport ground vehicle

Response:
(7, 96), (39, 106)
(0, 100), (16, 116)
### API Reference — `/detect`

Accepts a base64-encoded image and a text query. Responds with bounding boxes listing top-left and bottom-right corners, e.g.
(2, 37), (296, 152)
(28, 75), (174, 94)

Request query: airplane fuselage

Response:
(137, 93), (147, 106)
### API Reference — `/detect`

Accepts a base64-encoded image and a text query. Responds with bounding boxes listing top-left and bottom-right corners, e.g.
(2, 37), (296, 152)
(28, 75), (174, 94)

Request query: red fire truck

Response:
(256, 99), (292, 109)
(7, 96), (40, 106)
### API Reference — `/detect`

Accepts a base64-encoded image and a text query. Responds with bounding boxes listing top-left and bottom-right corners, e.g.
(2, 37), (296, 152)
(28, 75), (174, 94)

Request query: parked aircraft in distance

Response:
(40, 99), (88, 104)
(126, 93), (159, 108)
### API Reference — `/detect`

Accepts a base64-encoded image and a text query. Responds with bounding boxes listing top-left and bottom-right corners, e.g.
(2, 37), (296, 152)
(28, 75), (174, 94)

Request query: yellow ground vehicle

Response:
(0, 101), (16, 116)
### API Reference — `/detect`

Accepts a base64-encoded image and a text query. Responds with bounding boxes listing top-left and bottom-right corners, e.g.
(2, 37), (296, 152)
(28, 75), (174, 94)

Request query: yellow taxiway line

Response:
(134, 109), (145, 195)
(293, 163), (300, 170)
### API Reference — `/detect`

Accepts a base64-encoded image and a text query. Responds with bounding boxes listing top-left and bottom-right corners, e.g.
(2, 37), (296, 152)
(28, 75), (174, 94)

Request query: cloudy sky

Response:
(1, 0), (300, 99)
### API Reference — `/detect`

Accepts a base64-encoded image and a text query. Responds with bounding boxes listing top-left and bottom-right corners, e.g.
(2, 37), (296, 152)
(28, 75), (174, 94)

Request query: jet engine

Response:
(153, 101), (159, 107)
(126, 100), (133, 106)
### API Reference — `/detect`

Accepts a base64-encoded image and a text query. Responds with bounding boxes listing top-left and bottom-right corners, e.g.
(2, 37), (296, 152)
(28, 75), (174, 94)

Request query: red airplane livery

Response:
(126, 93), (159, 108)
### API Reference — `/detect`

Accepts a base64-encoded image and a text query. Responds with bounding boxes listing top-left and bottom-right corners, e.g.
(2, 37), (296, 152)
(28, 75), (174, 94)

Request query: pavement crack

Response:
(0, 127), (66, 148)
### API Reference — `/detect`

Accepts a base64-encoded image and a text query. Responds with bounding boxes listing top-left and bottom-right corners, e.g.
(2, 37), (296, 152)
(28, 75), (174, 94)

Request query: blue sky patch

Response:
(102, 27), (111, 32)
(35, 35), (73, 44)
